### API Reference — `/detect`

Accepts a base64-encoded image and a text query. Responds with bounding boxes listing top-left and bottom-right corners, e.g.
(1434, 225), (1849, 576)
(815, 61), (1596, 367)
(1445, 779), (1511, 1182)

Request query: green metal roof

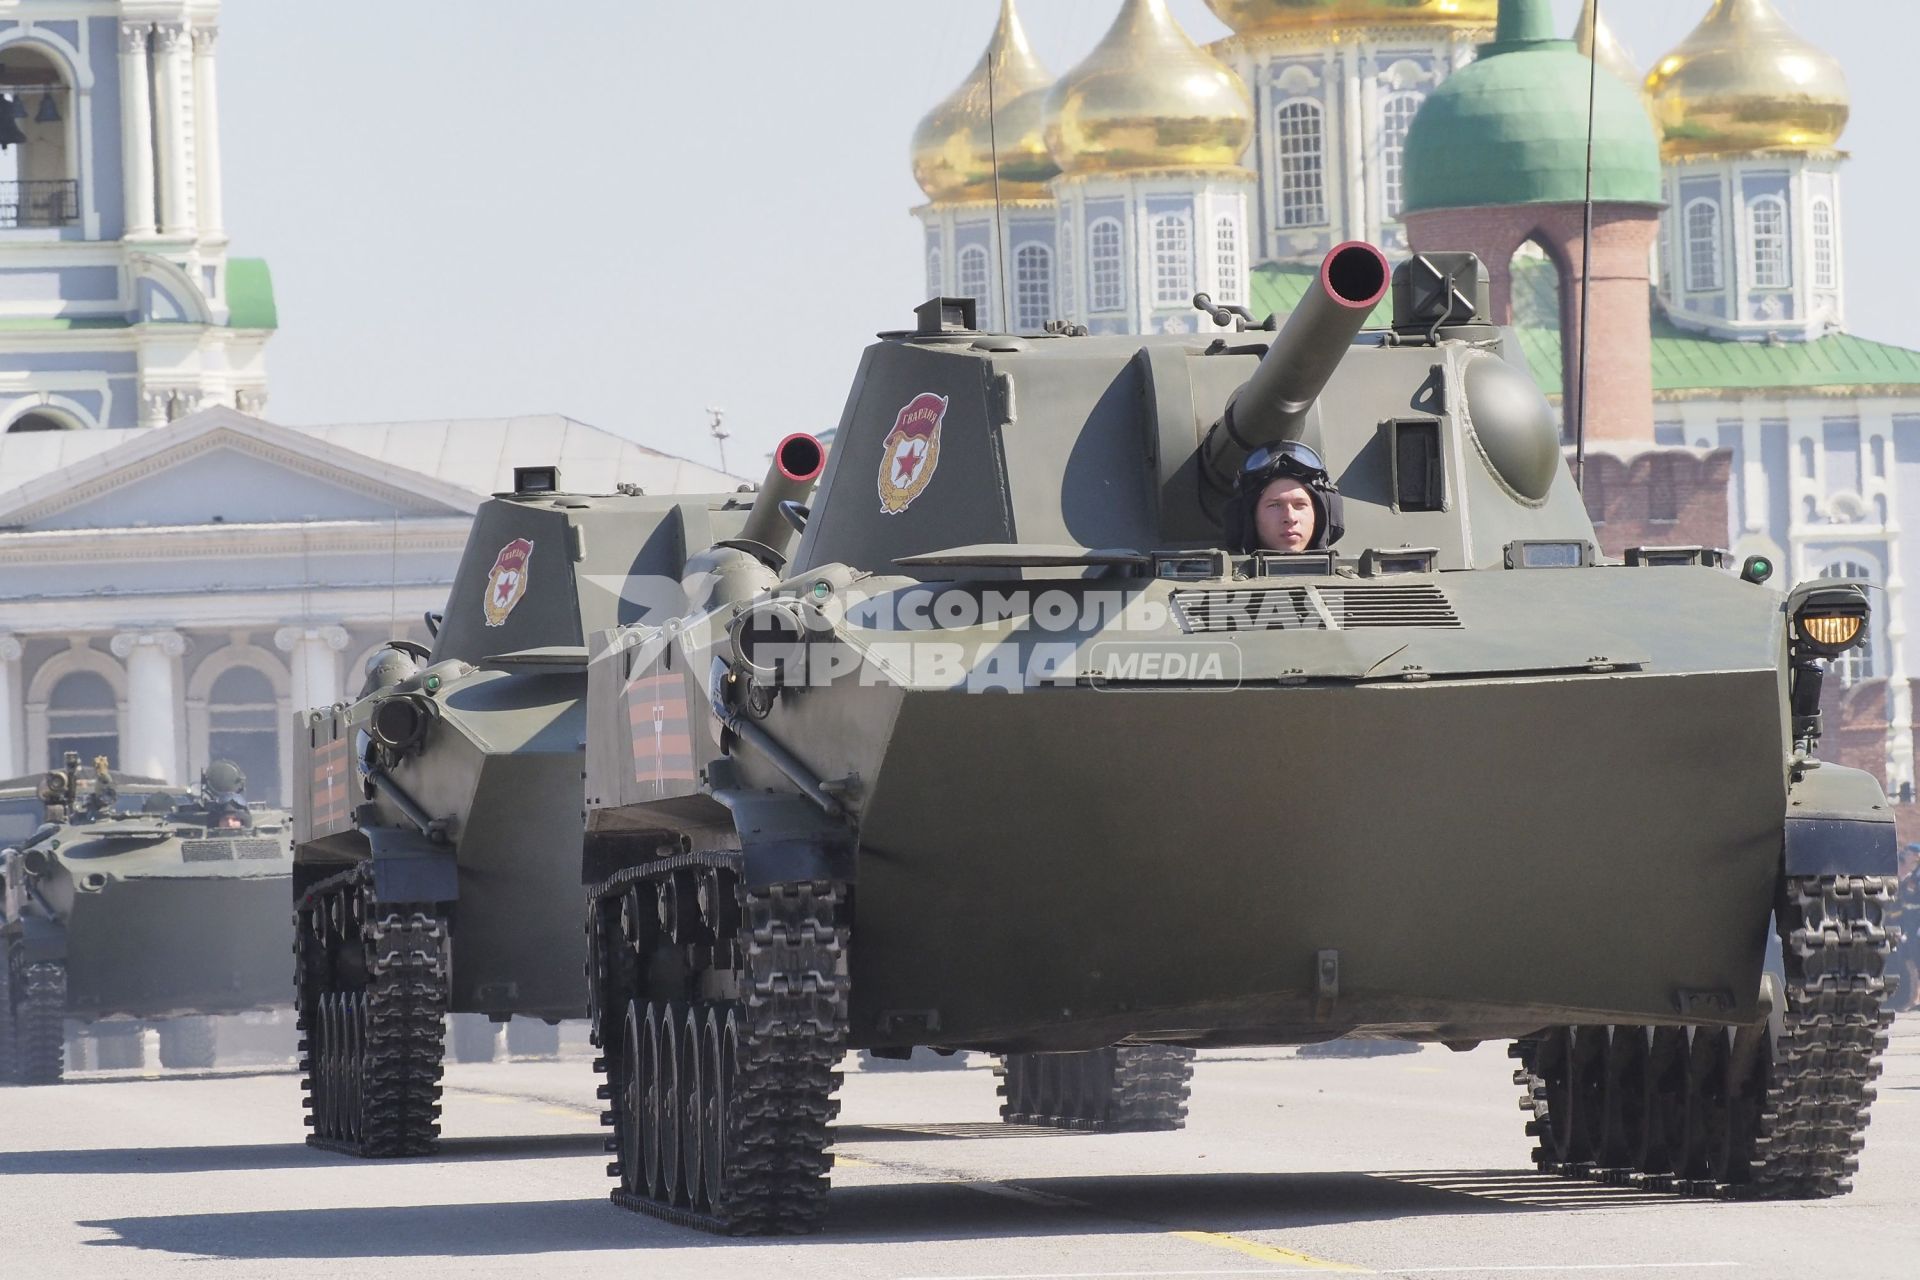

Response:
(1251, 260), (1920, 396)
(225, 258), (278, 330)
(1401, 0), (1660, 214)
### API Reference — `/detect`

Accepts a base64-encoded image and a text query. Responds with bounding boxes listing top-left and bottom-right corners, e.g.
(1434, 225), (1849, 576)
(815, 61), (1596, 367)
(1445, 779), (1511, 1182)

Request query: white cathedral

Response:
(910, 0), (1920, 796)
(0, 0), (734, 809)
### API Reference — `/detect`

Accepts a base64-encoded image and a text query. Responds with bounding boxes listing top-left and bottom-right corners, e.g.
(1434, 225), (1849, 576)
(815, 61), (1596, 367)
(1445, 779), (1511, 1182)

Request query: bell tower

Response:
(0, 0), (272, 435)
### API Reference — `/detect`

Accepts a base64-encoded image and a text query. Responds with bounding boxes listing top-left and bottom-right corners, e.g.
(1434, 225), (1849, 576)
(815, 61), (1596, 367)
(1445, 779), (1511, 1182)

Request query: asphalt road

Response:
(6, 1022), (1920, 1280)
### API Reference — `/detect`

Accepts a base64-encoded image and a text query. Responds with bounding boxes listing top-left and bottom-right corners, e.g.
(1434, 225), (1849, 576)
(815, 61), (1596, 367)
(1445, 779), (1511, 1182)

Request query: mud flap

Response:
(713, 789), (854, 888)
(365, 826), (460, 903)
(1785, 764), (1897, 877)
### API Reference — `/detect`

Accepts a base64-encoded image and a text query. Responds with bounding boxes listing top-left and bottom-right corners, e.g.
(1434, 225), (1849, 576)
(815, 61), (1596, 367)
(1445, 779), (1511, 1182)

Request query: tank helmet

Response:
(203, 760), (247, 799)
(1224, 440), (1344, 553)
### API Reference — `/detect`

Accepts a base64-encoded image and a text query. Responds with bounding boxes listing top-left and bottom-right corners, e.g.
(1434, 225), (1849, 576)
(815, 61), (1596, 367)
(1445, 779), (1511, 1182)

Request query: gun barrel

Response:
(736, 433), (827, 564)
(1202, 241), (1389, 496)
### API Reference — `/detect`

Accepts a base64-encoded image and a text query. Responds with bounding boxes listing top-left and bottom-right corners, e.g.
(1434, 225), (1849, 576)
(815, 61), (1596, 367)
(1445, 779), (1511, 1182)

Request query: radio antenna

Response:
(987, 37), (1009, 332)
(1572, 0), (1601, 492)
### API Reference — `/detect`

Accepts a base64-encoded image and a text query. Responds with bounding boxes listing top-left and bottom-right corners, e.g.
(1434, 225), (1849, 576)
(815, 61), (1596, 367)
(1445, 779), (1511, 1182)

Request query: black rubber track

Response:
(298, 867), (448, 1157)
(1514, 873), (1897, 1199)
(591, 860), (848, 1235)
(4, 947), (66, 1085)
(998, 1046), (1196, 1132)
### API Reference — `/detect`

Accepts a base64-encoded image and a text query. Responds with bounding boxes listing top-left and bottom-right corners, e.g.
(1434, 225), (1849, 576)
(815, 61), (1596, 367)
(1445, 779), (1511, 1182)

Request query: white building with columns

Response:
(0, 408), (736, 803)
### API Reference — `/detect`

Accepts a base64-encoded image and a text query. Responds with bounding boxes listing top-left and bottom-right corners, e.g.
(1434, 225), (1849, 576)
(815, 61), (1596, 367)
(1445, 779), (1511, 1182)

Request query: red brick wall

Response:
(1403, 201), (1658, 444)
(1577, 448), (1731, 559)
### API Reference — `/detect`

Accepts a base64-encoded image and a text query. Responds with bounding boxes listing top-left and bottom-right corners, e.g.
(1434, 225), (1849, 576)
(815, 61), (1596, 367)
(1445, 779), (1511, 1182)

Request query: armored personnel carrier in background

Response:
(287, 468), (769, 1155)
(576, 242), (1897, 1233)
(0, 756), (294, 1082)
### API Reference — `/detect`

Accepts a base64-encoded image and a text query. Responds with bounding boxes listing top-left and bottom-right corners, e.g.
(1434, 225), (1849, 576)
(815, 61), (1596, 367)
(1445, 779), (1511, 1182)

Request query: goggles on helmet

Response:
(1239, 441), (1330, 490)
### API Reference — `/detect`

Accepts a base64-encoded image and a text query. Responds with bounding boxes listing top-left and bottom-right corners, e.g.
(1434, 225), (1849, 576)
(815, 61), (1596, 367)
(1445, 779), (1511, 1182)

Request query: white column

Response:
(191, 26), (223, 238)
(0, 635), (22, 780)
(276, 626), (351, 710)
(110, 629), (186, 782)
(151, 23), (191, 235)
(118, 21), (156, 239)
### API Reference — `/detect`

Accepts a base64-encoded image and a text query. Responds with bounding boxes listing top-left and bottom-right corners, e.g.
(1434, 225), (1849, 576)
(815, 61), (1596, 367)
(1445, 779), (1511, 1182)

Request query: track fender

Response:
(1785, 763), (1897, 877)
(713, 789), (854, 888)
(364, 825), (459, 903)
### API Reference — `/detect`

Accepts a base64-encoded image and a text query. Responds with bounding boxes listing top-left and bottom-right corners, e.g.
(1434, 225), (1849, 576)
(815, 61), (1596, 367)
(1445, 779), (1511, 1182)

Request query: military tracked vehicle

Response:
(288, 470), (773, 1155)
(577, 242), (1897, 1233)
(0, 755), (294, 1082)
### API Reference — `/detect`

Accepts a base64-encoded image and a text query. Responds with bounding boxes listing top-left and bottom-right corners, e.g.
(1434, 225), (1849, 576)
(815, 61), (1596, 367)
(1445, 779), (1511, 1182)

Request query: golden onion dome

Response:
(1645, 0), (1849, 160)
(1574, 0), (1639, 86)
(910, 0), (1057, 203)
(1045, 0), (1254, 177)
(1203, 0), (1496, 37)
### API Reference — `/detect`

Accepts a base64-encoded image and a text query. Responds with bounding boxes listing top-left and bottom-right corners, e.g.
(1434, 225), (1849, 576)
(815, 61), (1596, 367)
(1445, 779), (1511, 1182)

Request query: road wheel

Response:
(681, 1005), (707, 1209)
(660, 1005), (685, 1207)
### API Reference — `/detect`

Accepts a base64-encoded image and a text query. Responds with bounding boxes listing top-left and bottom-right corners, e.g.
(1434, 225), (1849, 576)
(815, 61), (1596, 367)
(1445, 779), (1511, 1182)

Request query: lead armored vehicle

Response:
(0, 756), (295, 1082)
(576, 243), (1897, 1233)
(288, 471), (779, 1155)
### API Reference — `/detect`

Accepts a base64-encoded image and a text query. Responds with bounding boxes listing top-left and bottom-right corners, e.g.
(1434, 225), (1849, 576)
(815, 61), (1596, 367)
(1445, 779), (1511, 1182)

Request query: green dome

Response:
(1401, 0), (1660, 214)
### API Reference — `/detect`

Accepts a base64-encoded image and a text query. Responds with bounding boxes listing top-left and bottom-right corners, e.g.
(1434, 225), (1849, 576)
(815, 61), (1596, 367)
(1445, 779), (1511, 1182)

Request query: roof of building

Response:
(1250, 260), (1920, 397)
(911, 0), (1057, 203)
(1204, 0), (1496, 36)
(1401, 0), (1661, 214)
(1644, 0), (1848, 162)
(225, 258), (278, 330)
(0, 412), (742, 505)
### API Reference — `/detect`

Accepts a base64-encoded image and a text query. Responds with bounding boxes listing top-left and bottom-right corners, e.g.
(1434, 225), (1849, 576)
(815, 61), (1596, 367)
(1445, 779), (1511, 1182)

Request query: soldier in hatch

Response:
(1225, 442), (1344, 554)
(176, 760), (253, 830)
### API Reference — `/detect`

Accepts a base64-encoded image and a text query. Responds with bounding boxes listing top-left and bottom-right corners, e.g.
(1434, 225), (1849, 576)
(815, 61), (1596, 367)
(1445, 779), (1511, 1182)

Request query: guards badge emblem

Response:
(877, 391), (947, 515)
(483, 538), (533, 627)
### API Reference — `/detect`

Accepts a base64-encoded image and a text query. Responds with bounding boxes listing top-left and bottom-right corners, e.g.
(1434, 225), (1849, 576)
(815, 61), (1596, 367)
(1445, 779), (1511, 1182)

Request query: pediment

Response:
(0, 408), (480, 531)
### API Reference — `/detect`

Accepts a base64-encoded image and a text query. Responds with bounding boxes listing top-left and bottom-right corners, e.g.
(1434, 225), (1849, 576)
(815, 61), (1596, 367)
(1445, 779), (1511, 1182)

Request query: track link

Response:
(1514, 873), (1897, 1199)
(1, 944), (65, 1085)
(298, 865), (448, 1157)
(998, 1046), (1195, 1131)
(589, 858), (848, 1235)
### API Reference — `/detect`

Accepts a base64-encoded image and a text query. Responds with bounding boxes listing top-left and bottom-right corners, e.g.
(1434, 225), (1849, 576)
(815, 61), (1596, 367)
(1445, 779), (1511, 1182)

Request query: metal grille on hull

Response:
(1171, 584), (1461, 634)
(180, 840), (233, 862)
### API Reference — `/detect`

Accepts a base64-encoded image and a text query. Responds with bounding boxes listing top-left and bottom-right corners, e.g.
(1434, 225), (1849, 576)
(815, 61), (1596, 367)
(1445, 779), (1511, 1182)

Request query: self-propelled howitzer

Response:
(579, 243), (1897, 1234)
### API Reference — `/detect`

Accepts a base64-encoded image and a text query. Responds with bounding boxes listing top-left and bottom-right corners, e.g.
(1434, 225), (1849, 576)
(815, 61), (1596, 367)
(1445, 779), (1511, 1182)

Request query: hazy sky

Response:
(217, 1), (1913, 475)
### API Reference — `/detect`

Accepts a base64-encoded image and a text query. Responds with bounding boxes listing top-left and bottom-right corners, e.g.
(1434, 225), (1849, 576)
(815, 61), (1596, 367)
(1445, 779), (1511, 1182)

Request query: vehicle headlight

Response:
(1788, 582), (1871, 659)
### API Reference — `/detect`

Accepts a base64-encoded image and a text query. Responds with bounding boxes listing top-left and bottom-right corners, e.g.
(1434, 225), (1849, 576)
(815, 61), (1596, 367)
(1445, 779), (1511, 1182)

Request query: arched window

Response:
(1819, 560), (1875, 684)
(0, 45), (77, 228)
(957, 245), (990, 324)
(1684, 198), (1723, 292)
(1013, 243), (1052, 332)
(1151, 213), (1192, 307)
(926, 245), (942, 299)
(1798, 436), (1816, 479)
(1750, 195), (1790, 290)
(1215, 217), (1241, 305)
(207, 666), (282, 805)
(1811, 198), (1836, 290)
(1508, 240), (1562, 335)
(47, 671), (118, 770)
(7, 410), (77, 432)
(1088, 217), (1124, 312)
(1274, 99), (1326, 228)
(1379, 92), (1424, 220)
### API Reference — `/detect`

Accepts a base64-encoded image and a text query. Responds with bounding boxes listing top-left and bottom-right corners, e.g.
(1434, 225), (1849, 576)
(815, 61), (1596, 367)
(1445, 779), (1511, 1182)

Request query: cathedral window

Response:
(926, 246), (942, 299)
(1089, 217), (1124, 312)
(1059, 221), (1076, 316)
(1749, 195), (1790, 290)
(1215, 217), (1240, 305)
(1013, 243), (1053, 332)
(47, 671), (118, 771)
(957, 245), (990, 323)
(1812, 198), (1836, 290)
(1274, 100), (1326, 228)
(1379, 92), (1423, 220)
(0, 44), (78, 229)
(1819, 560), (1876, 684)
(1684, 198), (1723, 292)
(1151, 213), (1192, 307)
(207, 665), (283, 805)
